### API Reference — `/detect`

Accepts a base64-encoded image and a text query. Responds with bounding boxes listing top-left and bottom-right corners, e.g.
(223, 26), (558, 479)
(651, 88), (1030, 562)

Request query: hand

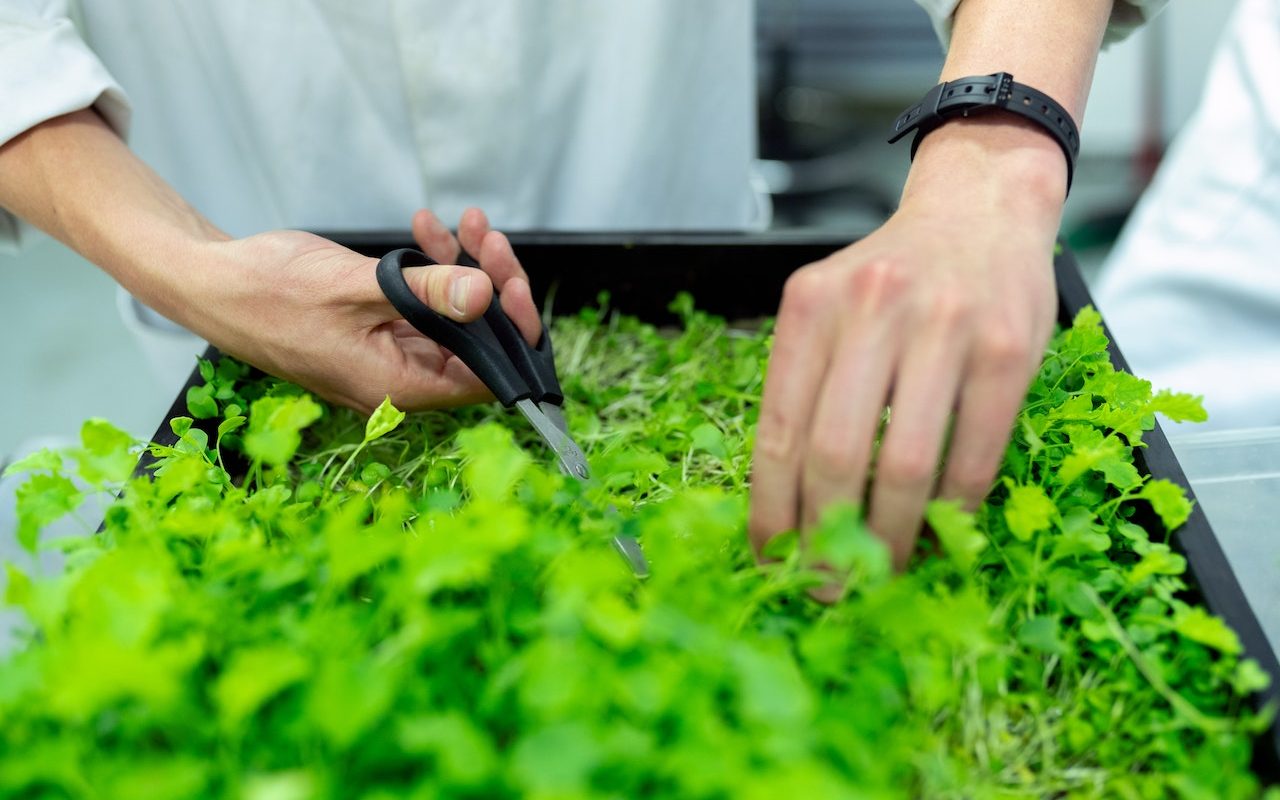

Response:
(171, 207), (540, 414)
(748, 117), (1064, 577)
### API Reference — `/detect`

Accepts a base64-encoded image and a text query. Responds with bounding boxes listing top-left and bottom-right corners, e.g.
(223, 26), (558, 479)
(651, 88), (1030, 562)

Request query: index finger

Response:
(460, 208), (532, 289)
(748, 268), (836, 557)
(412, 209), (462, 264)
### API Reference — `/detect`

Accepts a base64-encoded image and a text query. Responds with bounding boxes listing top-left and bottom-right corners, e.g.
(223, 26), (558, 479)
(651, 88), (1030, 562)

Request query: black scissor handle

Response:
(375, 248), (562, 407)
(485, 295), (564, 406)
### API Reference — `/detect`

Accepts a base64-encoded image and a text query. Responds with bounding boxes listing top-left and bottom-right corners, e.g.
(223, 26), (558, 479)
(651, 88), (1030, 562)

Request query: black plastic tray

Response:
(142, 232), (1280, 776)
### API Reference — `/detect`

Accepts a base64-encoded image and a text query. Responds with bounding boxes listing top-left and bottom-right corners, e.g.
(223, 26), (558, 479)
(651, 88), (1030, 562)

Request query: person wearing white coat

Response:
(0, 0), (1164, 565)
(1095, 0), (1280, 430)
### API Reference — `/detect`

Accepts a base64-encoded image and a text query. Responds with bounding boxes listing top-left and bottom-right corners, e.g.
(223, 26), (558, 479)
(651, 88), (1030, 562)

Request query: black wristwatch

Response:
(888, 72), (1080, 194)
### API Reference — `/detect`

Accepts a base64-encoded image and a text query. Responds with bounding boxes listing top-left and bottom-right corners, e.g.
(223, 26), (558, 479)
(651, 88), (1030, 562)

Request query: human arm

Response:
(0, 107), (540, 413)
(748, 0), (1116, 574)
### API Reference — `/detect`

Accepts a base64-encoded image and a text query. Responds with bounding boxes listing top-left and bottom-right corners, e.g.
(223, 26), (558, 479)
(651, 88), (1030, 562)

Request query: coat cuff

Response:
(914, 0), (1171, 49)
(0, 14), (131, 251)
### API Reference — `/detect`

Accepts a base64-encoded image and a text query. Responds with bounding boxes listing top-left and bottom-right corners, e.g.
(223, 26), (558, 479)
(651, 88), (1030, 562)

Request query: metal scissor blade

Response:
(612, 534), (650, 579)
(537, 401), (573, 441)
(514, 398), (649, 578)
(516, 398), (591, 480)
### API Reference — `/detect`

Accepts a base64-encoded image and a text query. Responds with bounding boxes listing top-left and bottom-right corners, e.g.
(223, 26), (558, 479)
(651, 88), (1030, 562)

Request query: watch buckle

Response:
(990, 71), (1015, 103)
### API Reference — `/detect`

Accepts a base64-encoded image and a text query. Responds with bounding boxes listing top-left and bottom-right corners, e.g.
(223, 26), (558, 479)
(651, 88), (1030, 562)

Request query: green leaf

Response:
(808, 504), (890, 581)
(169, 416), (194, 437)
(1129, 543), (1187, 584)
(397, 713), (497, 788)
(730, 643), (813, 727)
(1148, 390), (1208, 424)
(1173, 606), (1241, 655)
(324, 500), (399, 586)
(510, 722), (602, 794)
(305, 658), (396, 750)
(1233, 659), (1272, 695)
(217, 416), (246, 439)
(15, 473), (82, 552)
(359, 461), (391, 484)
(1056, 426), (1141, 489)
(1084, 367), (1152, 407)
(186, 383), (218, 419)
(759, 529), (799, 561)
(925, 500), (987, 569)
(363, 395), (406, 443)
(1114, 520), (1149, 546)
(1055, 507), (1111, 556)
(214, 646), (310, 729)
(174, 428), (209, 457)
(243, 395), (324, 467)
(1019, 416), (1045, 456)
(4, 563), (32, 608)
(75, 418), (136, 485)
(1139, 478), (1193, 530)
(243, 771), (316, 800)
(1062, 305), (1109, 357)
(1017, 615), (1066, 655)
(457, 424), (530, 503)
(1003, 482), (1055, 541)
(593, 447), (668, 490)
(1, 448), (62, 478)
(689, 422), (728, 459)
(102, 757), (209, 800)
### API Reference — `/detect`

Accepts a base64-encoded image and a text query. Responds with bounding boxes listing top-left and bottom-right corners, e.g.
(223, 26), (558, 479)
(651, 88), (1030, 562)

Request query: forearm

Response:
(904, 0), (1113, 213)
(0, 108), (226, 319)
(945, 0), (1111, 119)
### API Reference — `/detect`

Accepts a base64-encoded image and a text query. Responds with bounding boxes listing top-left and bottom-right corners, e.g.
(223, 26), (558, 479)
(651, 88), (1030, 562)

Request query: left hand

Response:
(748, 116), (1066, 578)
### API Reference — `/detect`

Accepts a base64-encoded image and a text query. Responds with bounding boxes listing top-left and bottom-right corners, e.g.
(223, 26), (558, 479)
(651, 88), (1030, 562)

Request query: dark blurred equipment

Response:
(756, 0), (943, 227)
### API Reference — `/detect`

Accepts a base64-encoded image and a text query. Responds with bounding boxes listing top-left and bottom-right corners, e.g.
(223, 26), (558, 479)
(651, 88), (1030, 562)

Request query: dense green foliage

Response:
(1, 299), (1274, 798)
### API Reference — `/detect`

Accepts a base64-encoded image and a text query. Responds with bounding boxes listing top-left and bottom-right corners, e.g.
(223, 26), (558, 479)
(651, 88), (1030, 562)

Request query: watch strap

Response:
(888, 72), (1079, 193)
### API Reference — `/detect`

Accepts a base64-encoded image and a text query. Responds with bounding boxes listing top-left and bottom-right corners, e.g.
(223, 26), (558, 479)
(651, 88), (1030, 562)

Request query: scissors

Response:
(376, 248), (649, 578)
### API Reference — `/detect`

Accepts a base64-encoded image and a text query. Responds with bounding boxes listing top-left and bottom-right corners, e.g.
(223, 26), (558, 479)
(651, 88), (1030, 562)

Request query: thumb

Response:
(400, 264), (493, 322)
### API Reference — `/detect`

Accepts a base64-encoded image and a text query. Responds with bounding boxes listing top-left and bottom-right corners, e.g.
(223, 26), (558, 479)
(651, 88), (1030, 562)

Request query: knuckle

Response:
(927, 292), (974, 332)
(877, 445), (936, 488)
(977, 323), (1032, 368)
(806, 432), (862, 480)
(780, 266), (827, 317)
(948, 465), (995, 503)
(847, 258), (908, 308)
(754, 408), (800, 464)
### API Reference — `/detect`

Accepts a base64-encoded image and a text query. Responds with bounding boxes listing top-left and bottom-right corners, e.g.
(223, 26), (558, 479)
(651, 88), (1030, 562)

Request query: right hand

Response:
(162, 207), (541, 414)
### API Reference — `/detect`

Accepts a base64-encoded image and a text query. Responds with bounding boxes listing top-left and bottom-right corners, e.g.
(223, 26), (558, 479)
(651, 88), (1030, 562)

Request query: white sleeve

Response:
(0, 0), (131, 252)
(913, 0), (1171, 49)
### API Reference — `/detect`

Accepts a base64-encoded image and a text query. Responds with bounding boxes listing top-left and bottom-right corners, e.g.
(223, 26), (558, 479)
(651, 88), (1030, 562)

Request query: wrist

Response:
(4, 109), (230, 325)
(900, 114), (1068, 226)
(93, 229), (227, 331)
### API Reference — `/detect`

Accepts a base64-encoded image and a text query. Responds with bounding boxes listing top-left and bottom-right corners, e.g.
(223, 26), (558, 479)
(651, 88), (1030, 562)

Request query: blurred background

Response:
(0, 0), (1241, 458)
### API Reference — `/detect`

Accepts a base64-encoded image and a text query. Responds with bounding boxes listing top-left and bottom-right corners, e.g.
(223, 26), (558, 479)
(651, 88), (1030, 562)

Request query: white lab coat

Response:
(1094, 0), (1280, 430)
(914, 0), (1167, 47)
(1, 0), (1170, 246)
(0, 0), (765, 245)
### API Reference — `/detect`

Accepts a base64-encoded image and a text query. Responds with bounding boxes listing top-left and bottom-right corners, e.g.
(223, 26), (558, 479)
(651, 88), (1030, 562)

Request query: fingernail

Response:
(449, 275), (470, 316)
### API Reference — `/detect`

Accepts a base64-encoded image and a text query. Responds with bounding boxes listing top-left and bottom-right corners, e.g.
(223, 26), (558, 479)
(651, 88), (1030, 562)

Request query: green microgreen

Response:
(1, 297), (1275, 799)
